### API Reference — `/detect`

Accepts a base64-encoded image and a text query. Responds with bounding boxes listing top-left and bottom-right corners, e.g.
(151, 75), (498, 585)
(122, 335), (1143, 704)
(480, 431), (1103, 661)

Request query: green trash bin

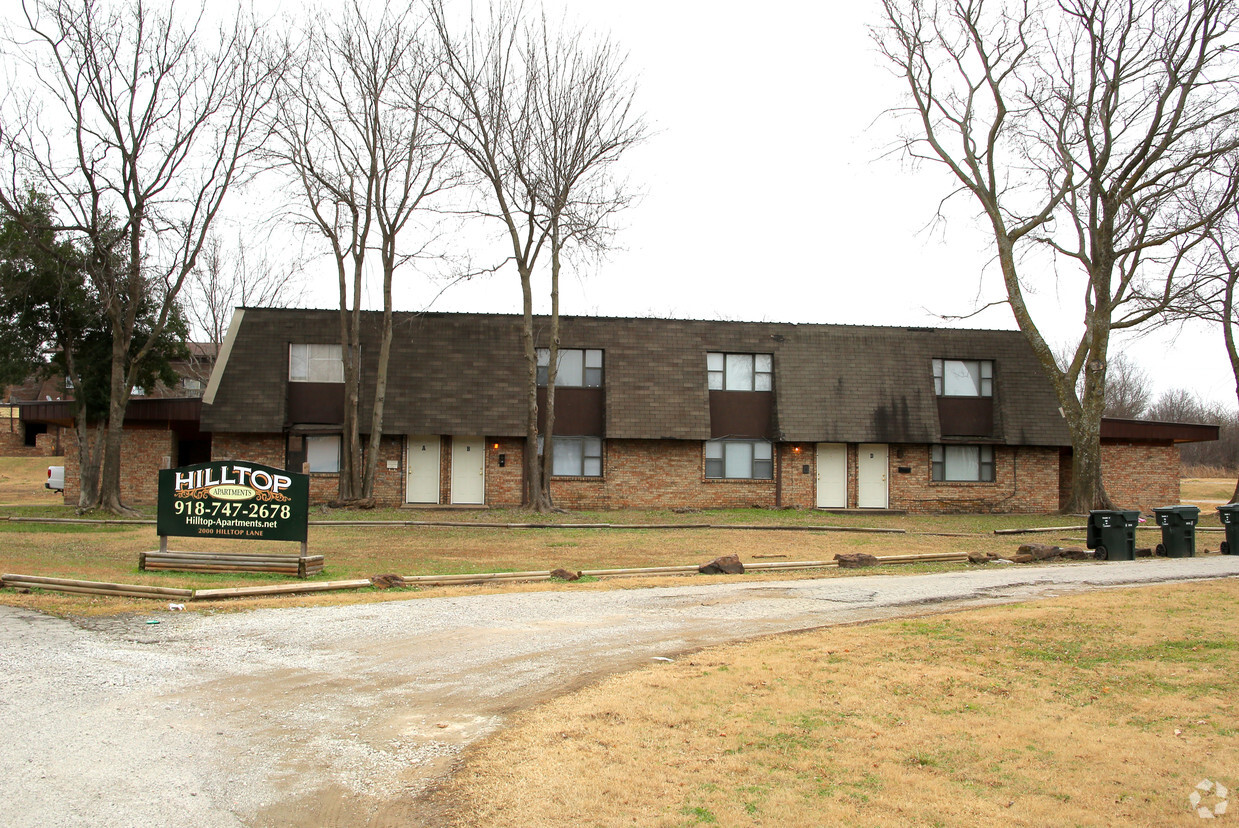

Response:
(1152, 506), (1200, 558)
(1217, 503), (1239, 555)
(1087, 510), (1139, 561)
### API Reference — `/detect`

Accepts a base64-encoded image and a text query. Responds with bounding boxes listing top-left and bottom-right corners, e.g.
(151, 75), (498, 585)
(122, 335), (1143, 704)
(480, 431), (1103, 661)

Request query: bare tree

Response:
(431, 2), (644, 511)
(877, 0), (1239, 512)
(522, 16), (645, 506)
(0, 0), (283, 513)
(185, 231), (305, 348)
(1169, 196), (1239, 494)
(1054, 343), (1151, 417)
(1102, 352), (1152, 419)
(270, 0), (454, 502)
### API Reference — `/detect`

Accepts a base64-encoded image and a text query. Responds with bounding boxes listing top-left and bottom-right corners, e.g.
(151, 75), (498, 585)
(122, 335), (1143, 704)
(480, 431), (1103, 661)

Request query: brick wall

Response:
(487, 437), (524, 506)
(0, 416), (62, 457)
(888, 444), (1061, 514)
(370, 435), (405, 504)
(1101, 441), (1180, 512)
(552, 439), (774, 510)
(63, 424), (174, 504)
(62, 429), (79, 503)
(83, 429), (1184, 514)
(779, 443), (816, 508)
(202, 435), (1076, 513)
(0, 422), (31, 456)
(211, 432), (286, 469)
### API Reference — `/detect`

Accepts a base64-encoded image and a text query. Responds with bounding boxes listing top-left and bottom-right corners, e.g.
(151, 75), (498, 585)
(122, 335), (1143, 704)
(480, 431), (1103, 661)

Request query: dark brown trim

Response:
(1100, 418), (1219, 444)
(18, 397), (202, 426)
(937, 397), (995, 437)
(709, 390), (774, 439)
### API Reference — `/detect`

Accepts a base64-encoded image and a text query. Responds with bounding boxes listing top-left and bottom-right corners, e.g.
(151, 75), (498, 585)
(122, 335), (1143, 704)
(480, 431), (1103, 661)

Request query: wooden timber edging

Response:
(0, 551), (974, 601)
(1, 574), (192, 600)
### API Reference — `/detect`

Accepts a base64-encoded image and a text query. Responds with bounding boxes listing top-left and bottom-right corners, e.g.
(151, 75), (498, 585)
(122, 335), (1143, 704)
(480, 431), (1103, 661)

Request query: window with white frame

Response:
(182, 378), (202, 391)
(306, 434), (341, 473)
(289, 343), (344, 383)
(547, 435), (603, 477)
(707, 353), (772, 391)
(704, 439), (773, 480)
(536, 348), (603, 387)
(931, 445), (995, 482)
(932, 359), (993, 397)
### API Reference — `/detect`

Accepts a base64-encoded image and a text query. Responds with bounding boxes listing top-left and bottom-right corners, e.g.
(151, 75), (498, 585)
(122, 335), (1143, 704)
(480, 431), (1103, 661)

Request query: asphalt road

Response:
(2, 555), (1237, 827)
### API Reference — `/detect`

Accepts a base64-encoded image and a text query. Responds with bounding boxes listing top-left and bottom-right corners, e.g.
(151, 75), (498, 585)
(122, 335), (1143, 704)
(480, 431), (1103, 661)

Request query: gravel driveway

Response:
(3, 556), (1238, 827)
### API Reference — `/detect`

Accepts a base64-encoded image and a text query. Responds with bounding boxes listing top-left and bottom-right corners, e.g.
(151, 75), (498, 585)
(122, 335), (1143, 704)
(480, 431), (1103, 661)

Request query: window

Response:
(932, 359), (992, 397)
(546, 436), (603, 477)
(131, 386), (145, 397)
(290, 343), (344, 383)
(707, 353), (772, 391)
(536, 348), (603, 387)
(931, 445), (995, 482)
(305, 434), (341, 473)
(64, 376), (73, 390)
(182, 378), (202, 391)
(705, 439), (773, 479)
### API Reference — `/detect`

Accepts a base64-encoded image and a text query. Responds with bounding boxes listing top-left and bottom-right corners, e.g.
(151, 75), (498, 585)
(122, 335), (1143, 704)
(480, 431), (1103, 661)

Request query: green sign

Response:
(157, 461), (309, 543)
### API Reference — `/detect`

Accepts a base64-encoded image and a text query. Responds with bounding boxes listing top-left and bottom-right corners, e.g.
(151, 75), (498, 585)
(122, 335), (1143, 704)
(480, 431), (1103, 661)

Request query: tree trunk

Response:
(1061, 331), (1114, 513)
(520, 266), (545, 510)
(96, 324), (135, 515)
(1064, 416), (1112, 514)
(75, 418), (102, 511)
(361, 251), (396, 500)
(336, 250), (366, 503)
(538, 225), (562, 512)
(990, 222), (1114, 514)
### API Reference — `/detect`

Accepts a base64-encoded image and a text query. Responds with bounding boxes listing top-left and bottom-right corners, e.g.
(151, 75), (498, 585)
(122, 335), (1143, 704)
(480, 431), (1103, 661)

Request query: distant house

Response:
(145, 307), (1212, 514)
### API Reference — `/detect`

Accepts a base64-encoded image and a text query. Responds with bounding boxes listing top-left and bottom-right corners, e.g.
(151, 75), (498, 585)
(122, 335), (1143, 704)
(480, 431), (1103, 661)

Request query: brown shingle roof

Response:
(201, 309), (1071, 446)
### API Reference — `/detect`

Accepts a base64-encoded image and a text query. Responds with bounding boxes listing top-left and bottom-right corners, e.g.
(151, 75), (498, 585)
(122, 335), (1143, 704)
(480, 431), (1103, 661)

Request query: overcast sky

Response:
(5, 0), (1234, 409)
(354, 0), (1232, 410)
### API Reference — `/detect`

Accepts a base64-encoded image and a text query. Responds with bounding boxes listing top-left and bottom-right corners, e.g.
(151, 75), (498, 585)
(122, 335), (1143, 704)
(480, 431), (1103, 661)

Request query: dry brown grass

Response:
(0, 457), (61, 505)
(0, 518), (995, 615)
(1181, 477), (1237, 506)
(439, 580), (1239, 827)
(1181, 464), (1237, 479)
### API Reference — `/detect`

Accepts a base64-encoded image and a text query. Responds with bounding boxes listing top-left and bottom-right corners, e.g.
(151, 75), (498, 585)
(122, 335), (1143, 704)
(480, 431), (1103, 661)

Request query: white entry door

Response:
(405, 435), (440, 504)
(815, 443), (847, 508)
(857, 443), (889, 509)
(450, 436), (485, 505)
